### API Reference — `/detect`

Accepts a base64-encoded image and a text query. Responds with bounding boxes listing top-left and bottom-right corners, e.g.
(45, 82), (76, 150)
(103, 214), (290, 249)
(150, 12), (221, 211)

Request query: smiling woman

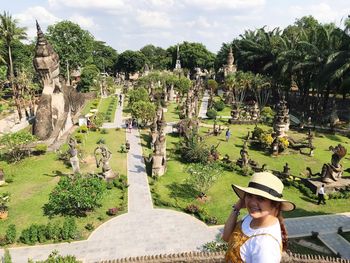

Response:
(222, 172), (295, 263)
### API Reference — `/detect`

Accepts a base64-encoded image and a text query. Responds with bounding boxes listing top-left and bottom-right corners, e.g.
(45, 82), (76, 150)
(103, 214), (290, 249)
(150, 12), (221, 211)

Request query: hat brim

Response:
(232, 184), (295, 212)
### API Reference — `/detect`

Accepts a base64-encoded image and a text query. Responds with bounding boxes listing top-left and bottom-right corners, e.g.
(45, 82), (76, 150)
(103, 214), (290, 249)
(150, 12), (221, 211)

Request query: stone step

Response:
(319, 233), (350, 259)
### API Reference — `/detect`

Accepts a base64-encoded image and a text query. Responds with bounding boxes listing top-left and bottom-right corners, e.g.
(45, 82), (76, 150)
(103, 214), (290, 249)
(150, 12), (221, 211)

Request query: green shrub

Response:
(100, 128), (108, 134)
(45, 222), (62, 241)
(20, 225), (37, 245)
(74, 134), (84, 143)
(213, 100), (225, 111)
(61, 218), (77, 240)
(0, 131), (37, 162)
(34, 144), (48, 155)
(113, 175), (128, 190)
(260, 106), (275, 124)
(5, 224), (16, 244)
(43, 174), (106, 217)
(78, 125), (88, 133)
(206, 109), (217, 119)
(37, 224), (47, 243)
(85, 223), (94, 231)
(202, 241), (228, 252)
(93, 112), (105, 127)
(252, 126), (264, 140)
(96, 138), (106, 144)
(29, 250), (80, 263)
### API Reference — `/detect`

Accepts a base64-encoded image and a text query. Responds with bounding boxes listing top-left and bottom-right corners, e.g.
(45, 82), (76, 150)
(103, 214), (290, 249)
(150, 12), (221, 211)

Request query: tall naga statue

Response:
(33, 21), (85, 142)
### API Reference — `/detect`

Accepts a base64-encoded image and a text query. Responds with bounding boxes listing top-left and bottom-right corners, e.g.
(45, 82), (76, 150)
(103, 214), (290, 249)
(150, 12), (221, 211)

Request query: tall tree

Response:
(91, 40), (118, 74)
(46, 20), (94, 77)
(167, 42), (215, 73)
(140, 44), (170, 70)
(115, 50), (146, 79)
(0, 11), (27, 119)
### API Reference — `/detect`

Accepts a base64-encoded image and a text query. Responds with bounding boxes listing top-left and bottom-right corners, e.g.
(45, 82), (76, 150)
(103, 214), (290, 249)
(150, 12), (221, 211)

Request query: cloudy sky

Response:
(3, 0), (350, 53)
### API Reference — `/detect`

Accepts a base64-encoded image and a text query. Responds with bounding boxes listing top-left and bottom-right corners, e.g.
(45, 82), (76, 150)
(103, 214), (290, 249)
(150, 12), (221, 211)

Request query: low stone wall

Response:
(98, 251), (350, 263)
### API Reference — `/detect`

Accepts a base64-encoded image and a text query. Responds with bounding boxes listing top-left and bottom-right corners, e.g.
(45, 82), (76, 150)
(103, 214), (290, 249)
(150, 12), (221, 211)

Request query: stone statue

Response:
(152, 134), (166, 177)
(68, 137), (80, 174)
(174, 44), (181, 70)
(33, 21), (86, 142)
(281, 163), (290, 178)
(307, 144), (347, 183)
(224, 47), (237, 77)
(236, 140), (249, 167)
(273, 96), (290, 137)
(94, 145), (118, 181)
(150, 108), (167, 177)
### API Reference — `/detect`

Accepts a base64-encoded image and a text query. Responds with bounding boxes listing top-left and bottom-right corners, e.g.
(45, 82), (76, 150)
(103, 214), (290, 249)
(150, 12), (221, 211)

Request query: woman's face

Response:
(244, 193), (278, 219)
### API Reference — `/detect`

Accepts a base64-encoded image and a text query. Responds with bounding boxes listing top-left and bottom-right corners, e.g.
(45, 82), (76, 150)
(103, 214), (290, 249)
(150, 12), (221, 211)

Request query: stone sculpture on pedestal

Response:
(68, 137), (80, 174)
(94, 145), (118, 181)
(307, 144), (347, 183)
(273, 96), (290, 137)
(151, 109), (167, 177)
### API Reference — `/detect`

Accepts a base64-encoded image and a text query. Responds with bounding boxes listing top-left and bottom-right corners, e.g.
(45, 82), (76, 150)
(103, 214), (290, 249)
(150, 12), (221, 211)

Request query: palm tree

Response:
(0, 11), (27, 119)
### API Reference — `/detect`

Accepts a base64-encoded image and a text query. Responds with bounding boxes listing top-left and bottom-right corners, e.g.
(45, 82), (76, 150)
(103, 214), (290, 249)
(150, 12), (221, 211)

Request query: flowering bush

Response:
(185, 204), (199, 214)
(278, 137), (289, 151)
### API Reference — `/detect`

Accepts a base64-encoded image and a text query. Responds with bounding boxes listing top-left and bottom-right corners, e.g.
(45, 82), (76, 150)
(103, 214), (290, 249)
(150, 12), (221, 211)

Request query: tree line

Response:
(1, 12), (350, 118)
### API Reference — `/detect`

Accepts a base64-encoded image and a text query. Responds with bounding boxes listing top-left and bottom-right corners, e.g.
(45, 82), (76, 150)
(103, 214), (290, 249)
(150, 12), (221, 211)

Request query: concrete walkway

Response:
(102, 90), (124, 129)
(1, 95), (350, 261)
(198, 90), (209, 118)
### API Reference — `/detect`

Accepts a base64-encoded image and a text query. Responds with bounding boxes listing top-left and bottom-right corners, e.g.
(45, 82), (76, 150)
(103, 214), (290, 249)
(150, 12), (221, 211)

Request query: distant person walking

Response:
(128, 120), (132, 133)
(119, 94), (123, 106)
(317, 184), (326, 205)
(225, 128), (231, 142)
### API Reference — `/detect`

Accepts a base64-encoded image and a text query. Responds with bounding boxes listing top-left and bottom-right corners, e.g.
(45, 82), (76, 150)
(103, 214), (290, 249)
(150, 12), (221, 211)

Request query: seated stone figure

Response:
(68, 137), (80, 174)
(94, 145), (117, 181)
(308, 144), (347, 183)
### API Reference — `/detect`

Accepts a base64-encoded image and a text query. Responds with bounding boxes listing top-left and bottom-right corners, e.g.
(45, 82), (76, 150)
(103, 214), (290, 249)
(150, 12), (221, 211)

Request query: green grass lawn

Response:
(145, 124), (350, 225)
(98, 96), (118, 122)
(164, 102), (180, 122)
(0, 129), (127, 241)
(216, 106), (231, 117)
(82, 98), (100, 115)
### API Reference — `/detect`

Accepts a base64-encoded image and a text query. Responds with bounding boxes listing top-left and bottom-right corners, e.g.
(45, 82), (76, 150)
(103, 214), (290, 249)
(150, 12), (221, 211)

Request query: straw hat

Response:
(232, 172), (295, 211)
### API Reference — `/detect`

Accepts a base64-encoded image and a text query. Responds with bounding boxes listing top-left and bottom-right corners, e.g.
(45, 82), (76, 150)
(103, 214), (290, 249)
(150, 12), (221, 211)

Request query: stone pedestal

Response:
(69, 155), (80, 174)
(304, 177), (350, 194)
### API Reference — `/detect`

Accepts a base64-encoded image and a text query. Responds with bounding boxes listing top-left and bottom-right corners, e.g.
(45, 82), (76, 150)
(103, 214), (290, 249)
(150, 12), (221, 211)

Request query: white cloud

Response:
(184, 0), (265, 11)
(185, 17), (218, 29)
(14, 6), (60, 25)
(69, 14), (98, 30)
(289, 3), (349, 24)
(136, 10), (171, 28)
(146, 0), (176, 7)
(14, 6), (61, 40)
(48, 0), (126, 10)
